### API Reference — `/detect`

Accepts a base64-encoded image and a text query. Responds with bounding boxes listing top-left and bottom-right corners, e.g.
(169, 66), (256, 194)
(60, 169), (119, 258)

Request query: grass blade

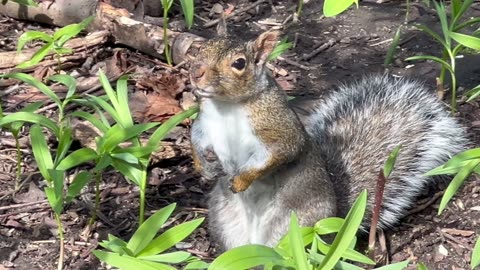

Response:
(127, 203), (177, 255)
(148, 107), (198, 148)
(137, 218), (205, 256)
(472, 236), (480, 269)
(288, 212), (309, 270)
(449, 32), (480, 50)
(209, 245), (287, 270)
(66, 171), (92, 203)
(92, 251), (176, 270)
(56, 148), (98, 171)
(318, 190), (367, 270)
(16, 30), (52, 53)
(3, 73), (62, 107)
(438, 159), (479, 214)
(30, 124), (54, 180)
(179, 0), (194, 29)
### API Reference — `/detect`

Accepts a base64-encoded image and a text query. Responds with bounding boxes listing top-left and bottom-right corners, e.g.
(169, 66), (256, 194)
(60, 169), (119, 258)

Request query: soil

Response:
(1, 0), (480, 269)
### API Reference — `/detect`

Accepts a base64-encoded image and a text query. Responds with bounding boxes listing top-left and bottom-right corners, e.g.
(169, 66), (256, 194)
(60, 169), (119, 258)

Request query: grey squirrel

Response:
(189, 31), (468, 250)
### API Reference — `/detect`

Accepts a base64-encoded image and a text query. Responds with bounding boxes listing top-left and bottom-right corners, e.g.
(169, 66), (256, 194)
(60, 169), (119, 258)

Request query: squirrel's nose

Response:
(191, 64), (206, 82)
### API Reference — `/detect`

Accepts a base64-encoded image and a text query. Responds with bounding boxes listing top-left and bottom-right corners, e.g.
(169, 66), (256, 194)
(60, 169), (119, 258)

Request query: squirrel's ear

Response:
(253, 30), (281, 66)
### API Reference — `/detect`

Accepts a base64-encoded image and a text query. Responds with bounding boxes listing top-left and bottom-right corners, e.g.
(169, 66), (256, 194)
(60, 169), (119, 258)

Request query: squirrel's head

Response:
(190, 31), (280, 102)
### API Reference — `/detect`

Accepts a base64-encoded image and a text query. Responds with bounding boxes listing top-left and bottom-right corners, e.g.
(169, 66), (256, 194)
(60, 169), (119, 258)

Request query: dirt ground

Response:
(1, 0), (480, 269)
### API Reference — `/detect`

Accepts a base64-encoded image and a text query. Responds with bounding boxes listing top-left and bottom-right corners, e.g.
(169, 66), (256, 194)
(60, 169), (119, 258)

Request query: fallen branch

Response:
(0, 1), (207, 68)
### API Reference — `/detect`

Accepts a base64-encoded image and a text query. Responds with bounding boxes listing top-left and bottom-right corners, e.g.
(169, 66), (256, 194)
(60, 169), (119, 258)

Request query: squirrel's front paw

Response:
(229, 175), (251, 193)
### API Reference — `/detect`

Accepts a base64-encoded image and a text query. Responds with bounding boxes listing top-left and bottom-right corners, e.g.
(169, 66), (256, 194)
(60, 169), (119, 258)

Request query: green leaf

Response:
(472, 236), (480, 269)
(3, 73), (62, 109)
(86, 94), (120, 124)
(450, 32), (480, 50)
(268, 37), (293, 61)
(53, 16), (94, 46)
(417, 262), (428, 270)
(413, 24), (448, 49)
(48, 74), (77, 100)
(9, 0), (39, 7)
(179, 0), (194, 29)
(69, 111), (109, 134)
(99, 234), (134, 256)
(160, 0), (174, 12)
(137, 218), (205, 257)
(113, 146), (157, 159)
(139, 251), (191, 263)
(184, 260), (210, 269)
(276, 227), (314, 254)
(287, 212), (309, 270)
(127, 203), (177, 255)
(94, 154), (113, 172)
(148, 107), (198, 148)
(425, 148), (480, 176)
(465, 84), (480, 102)
(405, 55), (454, 74)
(209, 245), (286, 270)
(384, 25), (403, 66)
(92, 251), (176, 270)
(114, 75), (134, 128)
(319, 190), (367, 270)
(432, 1), (450, 47)
(55, 126), (73, 166)
(314, 217), (344, 234)
(323, 0), (356, 17)
(16, 31), (52, 54)
(47, 169), (65, 214)
(0, 111), (60, 137)
(7, 102), (44, 136)
(111, 157), (143, 185)
(384, 145), (402, 178)
(110, 152), (139, 165)
(451, 0), (474, 28)
(316, 237), (375, 265)
(101, 123), (159, 154)
(56, 148), (98, 171)
(30, 124), (54, 180)
(308, 252), (364, 270)
(373, 260), (410, 269)
(454, 18), (480, 32)
(66, 171), (92, 203)
(16, 42), (54, 68)
(438, 159), (479, 214)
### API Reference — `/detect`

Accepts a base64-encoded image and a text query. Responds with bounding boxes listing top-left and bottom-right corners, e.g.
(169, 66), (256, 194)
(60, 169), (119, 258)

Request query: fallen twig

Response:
(300, 39), (337, 61)
(203, 0), (268, 28)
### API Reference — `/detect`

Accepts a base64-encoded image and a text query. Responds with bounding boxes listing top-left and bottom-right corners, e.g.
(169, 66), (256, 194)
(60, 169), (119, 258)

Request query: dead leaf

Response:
(13, 181), (46, 204)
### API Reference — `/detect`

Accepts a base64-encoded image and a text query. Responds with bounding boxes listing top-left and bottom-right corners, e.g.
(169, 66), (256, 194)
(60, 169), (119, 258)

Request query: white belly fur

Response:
(197, 99), (274, 245)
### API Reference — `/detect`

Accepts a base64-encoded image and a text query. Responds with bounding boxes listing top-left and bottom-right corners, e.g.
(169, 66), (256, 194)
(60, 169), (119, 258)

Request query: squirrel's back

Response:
(306, 74), (468, 228)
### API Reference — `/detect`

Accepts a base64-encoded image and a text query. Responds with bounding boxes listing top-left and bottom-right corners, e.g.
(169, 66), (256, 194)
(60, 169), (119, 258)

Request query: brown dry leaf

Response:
(131, 72), (185, 123)
(13, 181), (45, 204)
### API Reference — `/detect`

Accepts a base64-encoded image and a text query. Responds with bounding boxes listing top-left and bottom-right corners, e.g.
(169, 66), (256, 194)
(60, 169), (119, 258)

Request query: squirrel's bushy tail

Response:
(306, 74), (469, 228)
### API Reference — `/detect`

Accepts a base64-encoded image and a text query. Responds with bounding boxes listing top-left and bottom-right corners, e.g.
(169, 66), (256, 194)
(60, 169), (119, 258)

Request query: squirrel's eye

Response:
(231, 58), (246, 70)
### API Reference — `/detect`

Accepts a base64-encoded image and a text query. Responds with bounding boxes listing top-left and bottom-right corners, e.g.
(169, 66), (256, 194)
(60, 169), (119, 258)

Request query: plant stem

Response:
(449, 52), (457, 113)
(163, 13), (172, 65)
(296, 0), (304, 18)
(89, 171), (102, 226)
(54, 213), (64, 270)
(14, 135), (22, 191)
(139, 169), (147, 225)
